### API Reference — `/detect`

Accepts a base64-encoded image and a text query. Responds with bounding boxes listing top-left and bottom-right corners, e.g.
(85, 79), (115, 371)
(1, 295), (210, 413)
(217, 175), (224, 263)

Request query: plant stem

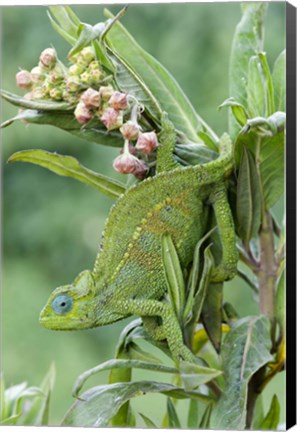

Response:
(258, 210), (277, 320)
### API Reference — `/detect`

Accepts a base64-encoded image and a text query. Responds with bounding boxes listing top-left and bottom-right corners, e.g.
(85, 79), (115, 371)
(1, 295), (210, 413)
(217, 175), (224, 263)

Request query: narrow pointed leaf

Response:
(247, 55), (266, 117)
(139, 413), (158, 428)
(259, 394), (280, 430)
(199, 404), (212, 428)
(260, 131), (284, 209)
(48, 6), (79, 39)
(174, 143), (218, 166)
(211, 316), (273, 430)
(236, 146), (261, 242)
(229, 3), (267, 138)
(187, 399), (199, 429)
(69, 22), (105, 58)
(0, 90), (71, 111)
(62, 381), (212, 427)
(2, 109), (123, 148)
(104, 9), (216, 142)
(272, 50), (286, 112)
(201, 282), (223, 352)
(187, 245), (214, 326)
(219, 97), (248, 127)
(180, 361), (222, 391)
(8, 150), (125, 199)
(47, 11), (76, 45)
(167, 398), (181, 428)
(73, 358), (179, 398)
(259, 52), (275, 116)
(161, 233), (185, 323)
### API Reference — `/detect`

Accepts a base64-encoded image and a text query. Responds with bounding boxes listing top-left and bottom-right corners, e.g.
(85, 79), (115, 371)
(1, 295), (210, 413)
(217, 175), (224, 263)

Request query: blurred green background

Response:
(1, 3), (285, 426)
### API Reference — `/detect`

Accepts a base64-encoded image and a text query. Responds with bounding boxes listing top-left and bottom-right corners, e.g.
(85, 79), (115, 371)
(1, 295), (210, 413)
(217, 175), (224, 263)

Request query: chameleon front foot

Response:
(114, 298), (196, 364)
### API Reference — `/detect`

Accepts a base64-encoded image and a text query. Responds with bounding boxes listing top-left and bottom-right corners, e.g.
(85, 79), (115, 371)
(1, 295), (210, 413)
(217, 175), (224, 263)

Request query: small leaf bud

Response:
(66, 75), (81, 92)
(68, 64), (84, 76)
(80, 71), (91, 86)
(30, 66), (46, 84)
(80, 88), (101, 109)
(89, 68), (102, 84)
(49, 87), (64, 101)
(120, 121), (140, 141)
(109, 91), (129, 110)
(39, 48), (57, 69)
(74, 102), (93, 125)
(136, 131), (159, 155)
(81, 47), (95, 63)
(100, 85), (114, 101)
(31, 87), (46, 100)
(16, 70), (32, 90)
(101, 108), (123, 130)
(88, 60), (101, 71)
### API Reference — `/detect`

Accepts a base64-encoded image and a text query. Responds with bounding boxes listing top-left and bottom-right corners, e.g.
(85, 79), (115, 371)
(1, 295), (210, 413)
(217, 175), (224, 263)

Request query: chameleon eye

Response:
(51, 294), (73, 315)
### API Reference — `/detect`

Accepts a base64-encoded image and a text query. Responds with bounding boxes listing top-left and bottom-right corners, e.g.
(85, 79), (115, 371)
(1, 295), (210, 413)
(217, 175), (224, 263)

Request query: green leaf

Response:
(180, 361), (222, 391)
(106, 46), (162, 123)
(201, 283), (223, 352)
(167, 398), (181, 428)
(199, 404), (212, 428)
(161, 233), (185, 323)
(259, 394), (280, 429)
(73, 358), (179, 398)
(104, 9), (216, 143)
(219, 97), (248, 126)
(272, 50), (286, 112)
(184, 232), (215, 325)
(229, 3), (267, 138)
(48, 6), (79, 39)
(69, 22), (105, 58)
(139, 413), (158, 428)
(62, 381), (212, 427)
(20, 364), (55, 426)
(187, 399), (199, 429)
(260, 131), (284, 209)
(0, 90), (71, 111)
(211, 316), (273, 430)
(247, 55), (266, 117)
(258, 52), (275, 116)
(174, 143), (218, 166)
(8, 150), (125, 199)
(236, 146), (261, 243)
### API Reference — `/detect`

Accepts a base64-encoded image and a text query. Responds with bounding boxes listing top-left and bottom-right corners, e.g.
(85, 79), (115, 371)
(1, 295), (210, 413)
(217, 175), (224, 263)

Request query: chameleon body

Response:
(40, 119), (238, 362)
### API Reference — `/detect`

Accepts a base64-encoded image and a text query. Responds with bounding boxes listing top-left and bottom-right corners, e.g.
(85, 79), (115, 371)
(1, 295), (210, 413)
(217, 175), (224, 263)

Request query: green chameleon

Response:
(40, 116), (238, 363)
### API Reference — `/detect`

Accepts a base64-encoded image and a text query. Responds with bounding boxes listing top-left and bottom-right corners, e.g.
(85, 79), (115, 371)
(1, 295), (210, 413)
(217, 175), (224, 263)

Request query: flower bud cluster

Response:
(15, 44), (159, 180)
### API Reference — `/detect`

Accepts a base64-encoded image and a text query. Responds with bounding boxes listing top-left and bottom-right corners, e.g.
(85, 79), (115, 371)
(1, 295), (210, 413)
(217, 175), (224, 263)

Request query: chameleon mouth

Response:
(39, 307), (93, 330)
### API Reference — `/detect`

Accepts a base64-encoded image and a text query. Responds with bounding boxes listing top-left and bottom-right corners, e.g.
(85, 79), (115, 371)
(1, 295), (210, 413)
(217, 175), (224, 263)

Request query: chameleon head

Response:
(39, 270), (97, 330)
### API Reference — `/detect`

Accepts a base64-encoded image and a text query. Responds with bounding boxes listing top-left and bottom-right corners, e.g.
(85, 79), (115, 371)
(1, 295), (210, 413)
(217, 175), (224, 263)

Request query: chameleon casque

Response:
(40, 116), (238, 363)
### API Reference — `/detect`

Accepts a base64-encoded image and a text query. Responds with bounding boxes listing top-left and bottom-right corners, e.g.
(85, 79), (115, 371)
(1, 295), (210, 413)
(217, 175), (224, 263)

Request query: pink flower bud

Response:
(120, 121), (140, 141)
(136, 131), (159, 155)
(101, 108), (123, 130)
(16, 70), (32, 90)
(109, 91), (129, 110)
(113, 152), (144, 175)
(30, 66), (45, 84)
(100, 85), (114, 101)
(133, 159), (148, 180)
(80, 88), (101, 109)
(74, 102), (93, 125)
(39, 48), (57, 69)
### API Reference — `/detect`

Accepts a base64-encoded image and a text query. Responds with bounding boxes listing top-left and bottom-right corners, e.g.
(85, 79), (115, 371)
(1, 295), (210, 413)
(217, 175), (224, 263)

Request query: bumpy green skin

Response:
(40, 117), (238, 363)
